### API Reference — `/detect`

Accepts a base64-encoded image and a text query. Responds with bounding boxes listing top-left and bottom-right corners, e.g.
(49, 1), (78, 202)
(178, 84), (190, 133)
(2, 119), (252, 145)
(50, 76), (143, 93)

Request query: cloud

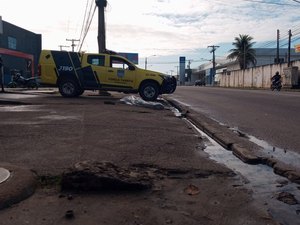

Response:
(2, 0), (300, 73)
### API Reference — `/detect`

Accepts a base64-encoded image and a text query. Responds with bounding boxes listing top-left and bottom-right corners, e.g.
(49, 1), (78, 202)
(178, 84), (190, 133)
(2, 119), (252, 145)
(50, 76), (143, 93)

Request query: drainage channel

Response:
(185, 118), (300, 225)
(230, 127), (300, 170)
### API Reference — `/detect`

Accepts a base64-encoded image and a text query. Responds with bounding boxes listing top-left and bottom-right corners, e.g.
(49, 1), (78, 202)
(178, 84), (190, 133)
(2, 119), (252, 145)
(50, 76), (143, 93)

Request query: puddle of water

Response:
(39, 115), (80, 121)
(0, 93), (39, 99)
(0, 105), (80, 122)
(186, 119), (300, 225)
(248, 135), (300, 170)
(229, 126), (300, 170)
(0, 168), (10, 184)
(170, 106), (183, 117)
(0, 105), (42, 112)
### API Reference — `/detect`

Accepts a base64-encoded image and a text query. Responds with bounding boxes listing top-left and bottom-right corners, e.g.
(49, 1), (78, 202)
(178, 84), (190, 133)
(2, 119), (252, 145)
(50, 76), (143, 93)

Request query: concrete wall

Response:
(219, 60), (300, 88)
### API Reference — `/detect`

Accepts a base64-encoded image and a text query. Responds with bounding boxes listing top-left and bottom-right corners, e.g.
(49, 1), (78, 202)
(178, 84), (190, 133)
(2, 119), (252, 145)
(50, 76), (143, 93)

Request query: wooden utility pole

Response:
(208, 45), (219, 85)
(95, 0), (107, 53)
(288, 29), (292, 67)
(66, 39), (80, 52)
(276, 29), (280, 64)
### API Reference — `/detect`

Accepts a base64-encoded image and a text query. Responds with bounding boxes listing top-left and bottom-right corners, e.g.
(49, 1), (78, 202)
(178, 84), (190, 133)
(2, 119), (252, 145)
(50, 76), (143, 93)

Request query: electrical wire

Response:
(78, 0), (90, 50)
(242, 0), (297, 6)
(77, 0), (96, 51)
(78, 5), (97, 52)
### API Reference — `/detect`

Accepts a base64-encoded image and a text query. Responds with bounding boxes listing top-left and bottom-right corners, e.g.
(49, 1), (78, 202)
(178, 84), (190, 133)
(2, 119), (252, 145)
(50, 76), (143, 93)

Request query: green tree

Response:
(227, 34), (257, 70)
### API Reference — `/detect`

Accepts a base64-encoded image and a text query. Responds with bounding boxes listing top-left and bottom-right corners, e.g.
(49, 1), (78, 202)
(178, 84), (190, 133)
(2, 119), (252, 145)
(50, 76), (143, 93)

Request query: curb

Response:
(232, 144), (261, 165)
(0, 163), (37, 210)
(166, 98), (300, 184)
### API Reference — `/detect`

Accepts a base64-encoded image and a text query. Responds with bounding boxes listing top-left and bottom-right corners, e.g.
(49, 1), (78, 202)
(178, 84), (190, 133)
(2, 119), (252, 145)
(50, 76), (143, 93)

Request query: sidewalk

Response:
(0, 90), (278, 225)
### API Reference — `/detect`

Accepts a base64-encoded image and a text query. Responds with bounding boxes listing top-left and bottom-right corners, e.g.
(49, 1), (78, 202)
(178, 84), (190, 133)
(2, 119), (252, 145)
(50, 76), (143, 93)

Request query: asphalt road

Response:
(169, 86), (300, 155)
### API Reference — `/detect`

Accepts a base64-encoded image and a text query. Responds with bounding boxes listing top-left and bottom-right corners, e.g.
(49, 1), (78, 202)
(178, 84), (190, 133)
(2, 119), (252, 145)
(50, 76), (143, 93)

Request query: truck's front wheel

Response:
(58, 79), (80, 97)
(139, 81), (159, 101)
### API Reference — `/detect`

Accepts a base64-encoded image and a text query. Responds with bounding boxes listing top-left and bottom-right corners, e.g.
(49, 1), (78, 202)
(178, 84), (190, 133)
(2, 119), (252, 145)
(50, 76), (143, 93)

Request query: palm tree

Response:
(227, 34), (257, 70)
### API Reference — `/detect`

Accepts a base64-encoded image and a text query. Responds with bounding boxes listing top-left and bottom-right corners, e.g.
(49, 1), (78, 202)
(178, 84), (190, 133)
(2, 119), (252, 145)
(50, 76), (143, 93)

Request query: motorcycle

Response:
(270, 78), (282, 91)
(7, 70), (39, 89)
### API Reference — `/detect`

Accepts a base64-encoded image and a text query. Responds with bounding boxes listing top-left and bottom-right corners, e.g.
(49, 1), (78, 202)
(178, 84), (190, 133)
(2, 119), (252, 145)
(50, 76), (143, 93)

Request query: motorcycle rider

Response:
(271, 71), (281, 84)
(271, 71), (282, 91)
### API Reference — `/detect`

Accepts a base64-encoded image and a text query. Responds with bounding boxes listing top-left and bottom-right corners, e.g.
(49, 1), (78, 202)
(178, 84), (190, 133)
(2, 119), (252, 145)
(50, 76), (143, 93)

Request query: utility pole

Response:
(187, 60), (191, 69)
(0, 55), (4, 92)
(288, 29), (292, 67)
(208, 45), (219, 85)
(187, 60), (192, 83)
(145, 55), (156, 70)
(276, 29), (280, 64)
(145, 57), (148, 70)
(175, 66), (179, 76)
(95, 0), (107, 53)
(58, 45), (69, 51)
(66, 39), (80, 52)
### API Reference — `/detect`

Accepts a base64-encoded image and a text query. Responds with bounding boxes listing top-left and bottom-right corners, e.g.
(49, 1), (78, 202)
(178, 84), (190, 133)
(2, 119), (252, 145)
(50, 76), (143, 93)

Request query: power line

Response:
(290, 0), (300, 3)
(78, 5), (97, 52)
(78, 0), (96, 52)
(242, 0), (297, 6)
(78, 0), (91, 48)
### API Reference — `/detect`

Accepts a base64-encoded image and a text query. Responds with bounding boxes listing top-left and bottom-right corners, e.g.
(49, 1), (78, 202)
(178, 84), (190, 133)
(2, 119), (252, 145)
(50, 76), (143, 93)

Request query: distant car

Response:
(195, 80), (205, 86)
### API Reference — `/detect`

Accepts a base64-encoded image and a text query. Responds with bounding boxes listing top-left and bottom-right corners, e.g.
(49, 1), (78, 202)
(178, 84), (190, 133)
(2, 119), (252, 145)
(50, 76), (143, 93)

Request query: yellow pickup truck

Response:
(38, 50), (176, 101)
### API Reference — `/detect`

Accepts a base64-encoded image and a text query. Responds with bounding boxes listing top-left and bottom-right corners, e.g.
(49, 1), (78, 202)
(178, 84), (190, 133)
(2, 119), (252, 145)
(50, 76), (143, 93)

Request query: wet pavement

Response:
(0, 88), (299, 225)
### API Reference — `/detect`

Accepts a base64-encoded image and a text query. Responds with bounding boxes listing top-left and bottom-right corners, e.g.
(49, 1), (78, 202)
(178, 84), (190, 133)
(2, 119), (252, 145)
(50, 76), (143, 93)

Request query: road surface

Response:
(169, 86), (300, 155)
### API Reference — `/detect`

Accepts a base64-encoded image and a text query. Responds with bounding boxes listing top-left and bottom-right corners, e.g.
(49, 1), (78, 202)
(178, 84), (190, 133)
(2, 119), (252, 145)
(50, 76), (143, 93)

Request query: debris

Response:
(276, 192), (298, 205)
(165, 219), (173, 224)
(67, 194), (73, 200)
(58, 194), (65, 198)
(120, 95), (164, 110)
(65, 210), (74, 219)
(184, 184), (200, 196)
(104, 101), (116, 105)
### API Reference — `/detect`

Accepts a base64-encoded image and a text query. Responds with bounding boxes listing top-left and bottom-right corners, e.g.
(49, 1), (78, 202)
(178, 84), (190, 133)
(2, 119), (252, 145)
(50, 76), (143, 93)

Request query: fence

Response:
(219, 60), (300, 88)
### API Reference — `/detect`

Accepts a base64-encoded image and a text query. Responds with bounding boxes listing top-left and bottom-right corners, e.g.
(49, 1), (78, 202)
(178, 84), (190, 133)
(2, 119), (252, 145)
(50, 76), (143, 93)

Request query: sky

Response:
(1, 0), (300, 74)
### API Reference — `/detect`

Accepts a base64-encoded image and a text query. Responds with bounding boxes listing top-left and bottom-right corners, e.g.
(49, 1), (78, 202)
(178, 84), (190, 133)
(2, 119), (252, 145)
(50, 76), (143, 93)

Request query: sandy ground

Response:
(0, 90), (279, 225)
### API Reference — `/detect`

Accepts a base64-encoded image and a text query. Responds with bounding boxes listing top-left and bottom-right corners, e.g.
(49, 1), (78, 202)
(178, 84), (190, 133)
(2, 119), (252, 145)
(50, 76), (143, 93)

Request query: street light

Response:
(145, 55), (156, 70)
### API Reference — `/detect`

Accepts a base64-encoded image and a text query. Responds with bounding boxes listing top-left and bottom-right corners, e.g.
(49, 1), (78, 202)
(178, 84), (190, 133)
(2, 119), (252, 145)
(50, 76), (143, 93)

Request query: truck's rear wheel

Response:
(139, 81), (159, 101)
(58, 79), (80, 97)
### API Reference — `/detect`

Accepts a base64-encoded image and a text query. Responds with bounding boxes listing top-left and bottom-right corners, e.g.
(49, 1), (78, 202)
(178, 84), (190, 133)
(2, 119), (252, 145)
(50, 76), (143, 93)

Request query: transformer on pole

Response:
(95, 0), (107, 53)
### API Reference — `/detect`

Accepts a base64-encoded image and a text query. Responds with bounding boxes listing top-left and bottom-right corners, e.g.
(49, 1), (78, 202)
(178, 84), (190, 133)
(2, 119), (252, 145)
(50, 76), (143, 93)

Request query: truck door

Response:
(105, 56), (136, 89)
(84, 54), (106, 87)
